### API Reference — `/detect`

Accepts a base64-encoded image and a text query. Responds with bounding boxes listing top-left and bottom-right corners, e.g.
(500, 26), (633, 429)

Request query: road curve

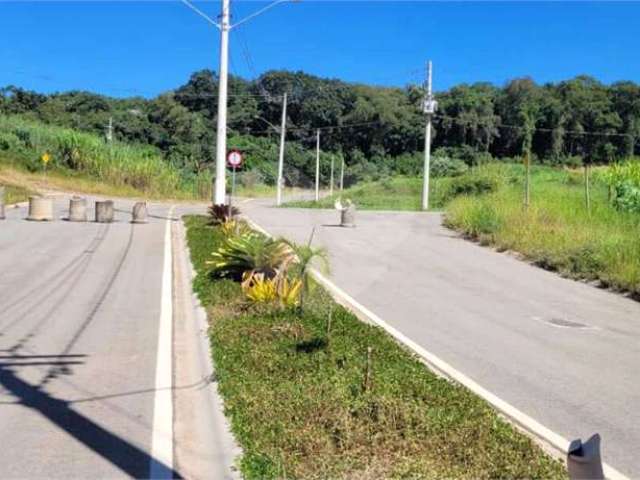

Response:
(244, 198), (640, 478)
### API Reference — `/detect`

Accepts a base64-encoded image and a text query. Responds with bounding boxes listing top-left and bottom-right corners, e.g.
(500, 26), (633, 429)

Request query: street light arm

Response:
(181, 0), (220, 28)
(231, 0), (292, 29)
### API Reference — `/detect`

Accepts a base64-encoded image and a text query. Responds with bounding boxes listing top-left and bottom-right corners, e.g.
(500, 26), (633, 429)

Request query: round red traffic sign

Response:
(227, 150), (243, 168)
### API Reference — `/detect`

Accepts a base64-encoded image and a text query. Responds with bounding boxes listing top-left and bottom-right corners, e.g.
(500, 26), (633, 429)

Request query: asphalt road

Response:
(0, 196), (236, 479)
(244, 198), (640, 478)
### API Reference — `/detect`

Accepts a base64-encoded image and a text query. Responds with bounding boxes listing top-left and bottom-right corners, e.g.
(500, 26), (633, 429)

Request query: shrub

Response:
(208, 233), (293, 280)
(431, 156), (468, 178)
(208, 203), (240, 226)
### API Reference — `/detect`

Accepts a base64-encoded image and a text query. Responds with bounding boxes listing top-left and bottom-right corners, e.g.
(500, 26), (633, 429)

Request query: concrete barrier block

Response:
(131, 202), (148, 224)
(95, 200), (114, 223)
(0, 186), (5, 220)
(27, 196), (54, 221)
(567, 434), (605, 480)
(68, 196), (87, 222)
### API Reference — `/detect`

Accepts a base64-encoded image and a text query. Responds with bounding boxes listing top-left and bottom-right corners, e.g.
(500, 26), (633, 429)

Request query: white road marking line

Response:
(245, 215), (629, 480)
(149, 205), (175, 479)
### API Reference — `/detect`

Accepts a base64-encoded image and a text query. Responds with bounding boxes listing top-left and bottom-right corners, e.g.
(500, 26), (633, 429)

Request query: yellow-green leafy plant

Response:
(242, 271), (302, 307)
(220, 218), (252, 237)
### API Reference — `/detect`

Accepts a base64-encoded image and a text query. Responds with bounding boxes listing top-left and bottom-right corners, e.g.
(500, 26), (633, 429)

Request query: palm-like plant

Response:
(284, 230), (329, 310)
(208, 233), (294, 280)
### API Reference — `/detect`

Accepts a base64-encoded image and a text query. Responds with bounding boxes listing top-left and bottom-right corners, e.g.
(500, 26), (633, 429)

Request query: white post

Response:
(329, 155), (334, 196)
(214, 0), (230, 205)
(422, 60), (435, 211)
(340, 156), (344, 192)
(315, 129), (320, 202)
(276, 92), (287, 206)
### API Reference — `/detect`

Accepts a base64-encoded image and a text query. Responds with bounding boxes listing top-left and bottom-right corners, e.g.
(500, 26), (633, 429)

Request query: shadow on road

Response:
(0, 362), (180, 478)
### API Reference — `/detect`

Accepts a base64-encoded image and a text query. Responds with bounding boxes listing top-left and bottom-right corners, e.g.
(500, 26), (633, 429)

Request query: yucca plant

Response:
(208, 203), (240, 226)
(208, 233), (294, 280)
(284, 229), (329, 310)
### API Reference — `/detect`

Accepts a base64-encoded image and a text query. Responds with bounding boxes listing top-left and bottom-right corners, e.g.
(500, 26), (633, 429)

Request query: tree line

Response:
(1, 70), (638, 186)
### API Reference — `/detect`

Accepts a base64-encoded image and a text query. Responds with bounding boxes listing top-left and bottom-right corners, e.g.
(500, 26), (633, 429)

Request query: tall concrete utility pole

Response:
(315, 129), (320, 202)
(339, 156), (344, 192)
(106, 117), (113, 144)
(422, 60), (437, 211)
(276, 93), (287, 206)
(329, 155), (334, 196)
(182, 0), (295, 205)
(214, 0), (230, 205)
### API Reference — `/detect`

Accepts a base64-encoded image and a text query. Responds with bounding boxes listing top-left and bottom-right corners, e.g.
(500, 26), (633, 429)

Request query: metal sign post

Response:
(227, 150), (243, 220)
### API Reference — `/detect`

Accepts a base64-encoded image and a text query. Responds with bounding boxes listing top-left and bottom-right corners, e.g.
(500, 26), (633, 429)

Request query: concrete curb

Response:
(173, 216), (241, 479)
(243, 215), (629, 480)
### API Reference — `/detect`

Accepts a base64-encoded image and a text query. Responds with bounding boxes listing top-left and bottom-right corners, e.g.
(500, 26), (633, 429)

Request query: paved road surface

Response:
(0, 196), (236, 479)
(245, 198), (640, 478)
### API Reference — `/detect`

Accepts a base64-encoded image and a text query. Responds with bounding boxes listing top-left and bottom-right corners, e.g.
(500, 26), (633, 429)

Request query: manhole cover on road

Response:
(547, 318), (591, 329)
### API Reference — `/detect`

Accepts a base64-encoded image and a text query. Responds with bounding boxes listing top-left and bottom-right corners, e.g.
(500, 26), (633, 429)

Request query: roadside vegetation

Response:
(446, 159), (640, 297)
(0, 115), (211, 199)
(184, 213), (565, 479)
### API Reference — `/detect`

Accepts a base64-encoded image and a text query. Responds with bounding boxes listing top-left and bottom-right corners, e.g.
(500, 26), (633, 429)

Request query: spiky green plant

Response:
(208, 233), (294, 280)
(284, 229), (329, 310)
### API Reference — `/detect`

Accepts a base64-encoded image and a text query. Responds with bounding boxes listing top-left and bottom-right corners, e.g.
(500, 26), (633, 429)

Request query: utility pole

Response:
(182, 0), (296, 205)
(214, 0), (230, 205)
(106, 116), (113, 144)
(339, 156), (344, 192)
(422, 60), (437, 211)
(276, 92), (287, 206)
(315, 129), (320, 202)
(329, 155), (334, 196)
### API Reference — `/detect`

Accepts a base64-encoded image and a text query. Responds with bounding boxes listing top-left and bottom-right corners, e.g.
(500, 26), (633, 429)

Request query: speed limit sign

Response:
(227, 150), (243, 168)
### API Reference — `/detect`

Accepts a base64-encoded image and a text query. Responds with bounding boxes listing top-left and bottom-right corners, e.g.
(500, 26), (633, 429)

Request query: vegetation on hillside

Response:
(184, 214), (565, 479)
(0, 115), (210, 198)
(2, 71), (639, 191)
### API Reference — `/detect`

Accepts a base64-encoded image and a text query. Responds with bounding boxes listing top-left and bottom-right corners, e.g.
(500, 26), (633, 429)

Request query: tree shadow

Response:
(0, 362), (180, 479)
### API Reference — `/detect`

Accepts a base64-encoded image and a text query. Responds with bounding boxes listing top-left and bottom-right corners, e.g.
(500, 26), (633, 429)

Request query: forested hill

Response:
(1, 70), (639, 185)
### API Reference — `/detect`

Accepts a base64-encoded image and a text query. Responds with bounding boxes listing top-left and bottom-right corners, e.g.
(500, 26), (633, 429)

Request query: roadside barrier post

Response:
(131, 202), (148, 224)
(0, 186), (5, 220)
(341, 203), (356, 228)
(95, 200), (114, 223)
(68, 196), (88, 222)
(27, 196), (54, 221)
(567, 434), (605, 480)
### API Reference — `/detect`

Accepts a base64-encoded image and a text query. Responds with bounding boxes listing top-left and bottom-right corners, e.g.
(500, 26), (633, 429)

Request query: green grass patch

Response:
(184, 214), (565, 479)
(284, 165), (512, 211)
(0, 115), (212, 200)
(446, 165), (640, 296)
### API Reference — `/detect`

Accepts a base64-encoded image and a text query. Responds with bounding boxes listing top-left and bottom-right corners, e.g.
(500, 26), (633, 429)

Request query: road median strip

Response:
(183, 213), (570, 479)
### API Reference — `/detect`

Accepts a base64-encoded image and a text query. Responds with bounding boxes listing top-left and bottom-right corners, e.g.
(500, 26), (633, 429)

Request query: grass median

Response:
(184, 214), (565, 479)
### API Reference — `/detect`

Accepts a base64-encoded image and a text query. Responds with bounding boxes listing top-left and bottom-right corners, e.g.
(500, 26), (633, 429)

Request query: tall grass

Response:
(446, 164), (640, 296)
(0, 115), (212, 199)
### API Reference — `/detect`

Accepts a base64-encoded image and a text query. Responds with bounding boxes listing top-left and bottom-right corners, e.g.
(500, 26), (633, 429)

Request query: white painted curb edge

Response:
(244, 216), (629, 480)
(149, 205), (175, 478)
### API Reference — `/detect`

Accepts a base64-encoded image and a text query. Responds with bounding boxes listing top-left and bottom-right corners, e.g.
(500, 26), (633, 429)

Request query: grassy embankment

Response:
(0, 115), (211, 200)
(184, 214), (565, 479)
(446, 163), (640, 297)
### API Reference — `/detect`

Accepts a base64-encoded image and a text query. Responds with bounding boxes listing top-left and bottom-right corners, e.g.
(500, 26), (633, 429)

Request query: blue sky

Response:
(1, 1), (639, 97)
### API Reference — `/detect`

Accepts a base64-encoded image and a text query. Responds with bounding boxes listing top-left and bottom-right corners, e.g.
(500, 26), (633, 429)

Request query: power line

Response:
(432, 113), (634, 139)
